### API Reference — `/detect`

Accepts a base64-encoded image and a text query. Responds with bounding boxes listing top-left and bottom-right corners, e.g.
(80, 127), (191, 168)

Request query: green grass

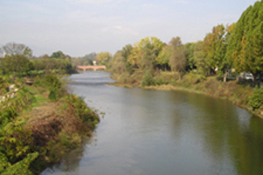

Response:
(31, 96), (48, 107)
(24, 86), (39, 95)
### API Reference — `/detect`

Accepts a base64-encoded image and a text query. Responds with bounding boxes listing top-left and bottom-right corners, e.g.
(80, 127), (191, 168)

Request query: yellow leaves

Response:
(226, 23), (235, 34)
(96, 52), (112, 65)
(127, 51), (140, 66)
(9, 138), (16, 143)
(126, 36), (164, 68)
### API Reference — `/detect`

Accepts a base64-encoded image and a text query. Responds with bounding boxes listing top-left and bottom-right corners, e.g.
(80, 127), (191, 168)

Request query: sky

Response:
(0, 0), (259, 57)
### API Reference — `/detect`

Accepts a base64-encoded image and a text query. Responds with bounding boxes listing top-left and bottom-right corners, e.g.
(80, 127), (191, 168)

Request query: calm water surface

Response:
(41, 71), (263, 175)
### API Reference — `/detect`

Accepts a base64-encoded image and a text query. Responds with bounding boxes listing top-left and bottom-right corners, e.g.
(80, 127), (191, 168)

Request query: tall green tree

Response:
(227, 1), (263, 78)
(137, 37), (164, 71)
(194, 41), (210, 76)
(50, 51), (65, 59)
(185, 42), (196, 70)
(168, 37), (187, 80)
(121, 44), (133, 74)
(109, 51), (126, 74)
(203, 24), (227, 75)
(155, 44), (171, 70)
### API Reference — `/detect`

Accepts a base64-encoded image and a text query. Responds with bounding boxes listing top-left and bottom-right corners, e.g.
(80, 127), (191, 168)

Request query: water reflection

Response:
(41, 72), (263, 175)
(41, 139), (87, 175)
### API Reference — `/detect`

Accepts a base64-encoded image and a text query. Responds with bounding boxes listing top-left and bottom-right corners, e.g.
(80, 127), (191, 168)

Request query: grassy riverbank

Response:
(110, 71), (263, 118)
(0, 74), (99, 174)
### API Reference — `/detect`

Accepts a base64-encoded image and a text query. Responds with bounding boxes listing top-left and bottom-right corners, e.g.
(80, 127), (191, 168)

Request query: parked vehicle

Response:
(240, 72), (254, 80)
(245, 74), (253, 80)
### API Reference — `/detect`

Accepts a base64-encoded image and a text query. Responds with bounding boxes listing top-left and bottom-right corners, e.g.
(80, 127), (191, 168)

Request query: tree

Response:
(71, 57), (84, 67)
(50, 51), (65, 59)
(227, 1), (263, 79)
(84, 59), (93, 65)
(128, 37), (164, 71)
(168, 37), (187, 80)
(83, 52), (96, 62)
(140, 42), (156, 71)
(42, 54), (49, 59)
(0, 42), (32, 58)
(32, 58), (73, 74)
(185, 42), (196, 71)
(96, 52), (111, 66)
(169, 36), (182, 48)
(0, 55), (34, 75)
(121, 44), (133, 74)
(194, 41), (210, 76)
(127, 43), (140, 67)
(109, 51), (126, 74)
(155, 45), (171, 70)
(203, 24), (227, 75)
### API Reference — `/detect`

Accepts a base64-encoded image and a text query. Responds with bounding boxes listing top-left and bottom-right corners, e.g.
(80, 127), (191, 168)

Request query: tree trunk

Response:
(223, 72), (228, 82)
(257, 73), (261, 88)
(179, 72), (181, 81)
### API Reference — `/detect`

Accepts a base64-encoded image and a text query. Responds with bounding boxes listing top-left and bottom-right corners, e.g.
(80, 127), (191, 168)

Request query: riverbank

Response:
(0, 74), (100, 175)
(109, 71), (263, 119)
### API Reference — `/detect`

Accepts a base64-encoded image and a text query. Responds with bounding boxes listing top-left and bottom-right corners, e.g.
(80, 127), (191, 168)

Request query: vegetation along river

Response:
(41, 71), (263, 175)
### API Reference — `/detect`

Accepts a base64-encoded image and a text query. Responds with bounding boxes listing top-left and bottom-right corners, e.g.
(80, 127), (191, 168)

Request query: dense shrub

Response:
(183, 72), (206, 85)
(0, 55), (34, 75)
(249, 86), (263, 110)
(0, 77), (38, 175)
(141, 70), (155, 87)
(33, 75), (63, 101)
(63, 95), (100, 125)
(154, 76), (169, 85)
(42, 75), (61, 90)
(32, 58), (74, 74)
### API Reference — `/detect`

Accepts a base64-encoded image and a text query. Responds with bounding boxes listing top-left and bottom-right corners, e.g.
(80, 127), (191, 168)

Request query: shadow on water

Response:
(41, 137), (95, 175)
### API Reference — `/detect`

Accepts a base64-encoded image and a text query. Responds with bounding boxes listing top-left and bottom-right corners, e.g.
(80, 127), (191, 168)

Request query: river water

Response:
(41, 71), (263, 175)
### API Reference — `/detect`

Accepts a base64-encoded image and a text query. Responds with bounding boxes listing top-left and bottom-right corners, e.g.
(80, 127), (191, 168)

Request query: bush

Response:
(33, 75), (63, 101)
(0, 55), (34, 76)
(155, 77), (169, 85)
(183, 72), (206, 85)
(141, 70), (155, 87)
(48, 88), (58, 101)
(42, 75), (61, 90)
(33, 75), (61, 90)
(249, 86), (263, 110)
(63, 95), (100, 124)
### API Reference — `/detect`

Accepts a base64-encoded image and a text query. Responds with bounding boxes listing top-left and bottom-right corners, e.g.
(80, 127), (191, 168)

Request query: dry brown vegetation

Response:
(0, 74), (100, 175)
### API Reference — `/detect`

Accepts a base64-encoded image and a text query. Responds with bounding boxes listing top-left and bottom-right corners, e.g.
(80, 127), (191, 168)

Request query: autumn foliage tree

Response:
(96, 52), (112, 66)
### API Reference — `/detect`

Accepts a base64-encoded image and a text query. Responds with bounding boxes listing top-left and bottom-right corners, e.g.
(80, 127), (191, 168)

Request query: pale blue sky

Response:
(0, 0), (259, 57)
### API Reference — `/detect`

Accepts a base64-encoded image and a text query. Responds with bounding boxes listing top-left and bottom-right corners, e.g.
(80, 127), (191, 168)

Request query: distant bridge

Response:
(76, 65), (106, 71)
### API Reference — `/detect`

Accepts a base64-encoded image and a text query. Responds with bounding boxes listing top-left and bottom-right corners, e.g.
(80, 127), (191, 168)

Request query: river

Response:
(41, 71), (263, 175)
